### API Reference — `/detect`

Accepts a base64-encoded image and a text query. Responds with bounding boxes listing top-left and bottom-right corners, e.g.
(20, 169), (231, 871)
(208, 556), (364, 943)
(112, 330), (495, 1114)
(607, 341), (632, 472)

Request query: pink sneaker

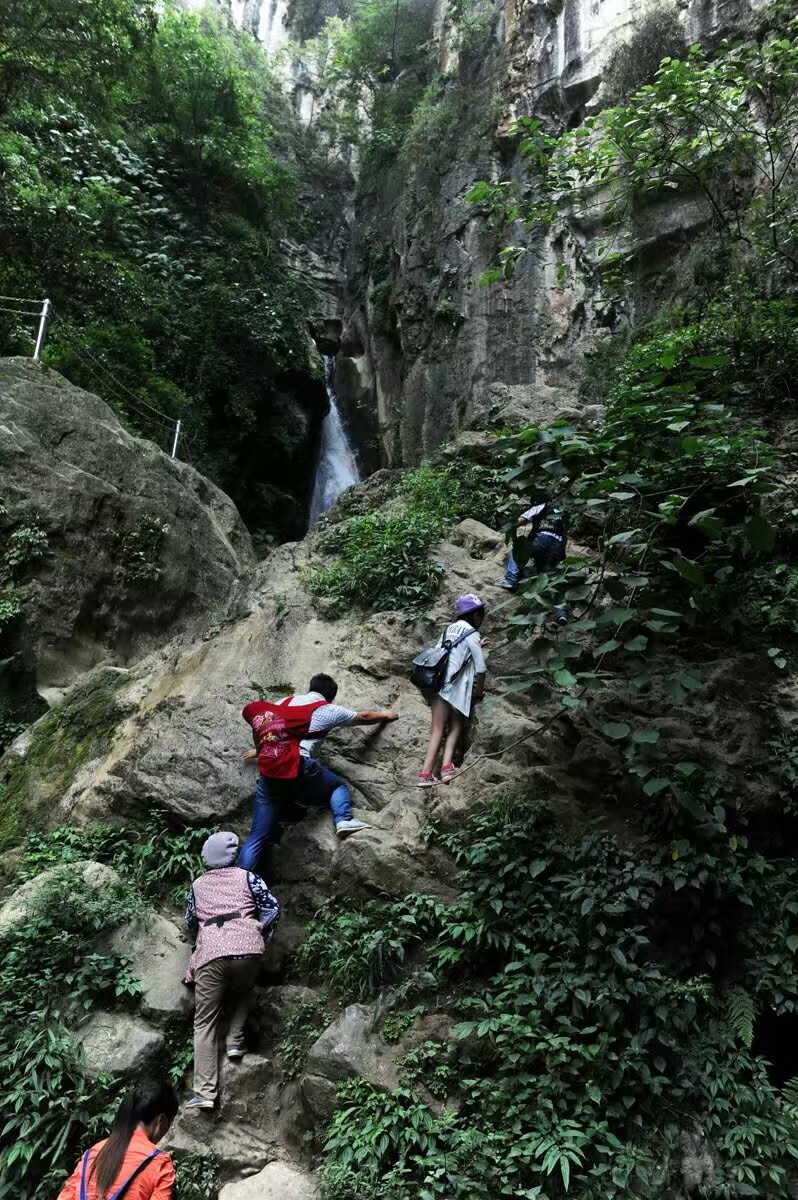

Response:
(417, 772), (441, 788)
(440, 763), (458, 783)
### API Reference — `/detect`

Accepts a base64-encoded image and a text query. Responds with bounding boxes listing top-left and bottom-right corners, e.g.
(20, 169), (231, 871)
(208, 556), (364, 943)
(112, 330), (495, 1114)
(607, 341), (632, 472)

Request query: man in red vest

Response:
(237, 674), (398, 873)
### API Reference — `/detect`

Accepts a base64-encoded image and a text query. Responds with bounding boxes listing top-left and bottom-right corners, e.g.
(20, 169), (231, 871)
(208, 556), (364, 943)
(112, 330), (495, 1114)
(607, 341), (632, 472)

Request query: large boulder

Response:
(110, 913), (192, 1020)
(218, 1161), (319, 1200)
(0, 860), (119, 934)
(0, 357), (254, 695)
(166, 1055), (282, 1175)
(306, 1003), (400, 1091)
(74, 1011), (164, 1076)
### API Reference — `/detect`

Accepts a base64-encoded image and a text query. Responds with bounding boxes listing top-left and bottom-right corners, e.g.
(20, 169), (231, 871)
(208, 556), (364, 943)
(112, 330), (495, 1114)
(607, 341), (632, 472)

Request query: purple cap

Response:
(455, 593), (485, 618)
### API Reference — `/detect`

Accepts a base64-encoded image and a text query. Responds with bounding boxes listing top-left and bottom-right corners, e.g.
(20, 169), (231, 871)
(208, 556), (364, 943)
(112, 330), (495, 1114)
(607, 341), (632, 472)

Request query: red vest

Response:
(242, 697), (328, 779)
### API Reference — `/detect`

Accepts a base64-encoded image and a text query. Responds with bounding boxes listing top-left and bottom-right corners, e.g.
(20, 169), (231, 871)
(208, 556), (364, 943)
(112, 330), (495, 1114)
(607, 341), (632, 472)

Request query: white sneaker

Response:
(335, 818), (370, 838)
(185, 1096), (214, 1111)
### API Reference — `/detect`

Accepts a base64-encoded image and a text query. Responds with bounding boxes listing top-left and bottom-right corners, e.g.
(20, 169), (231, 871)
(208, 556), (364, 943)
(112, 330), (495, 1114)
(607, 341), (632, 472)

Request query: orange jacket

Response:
(57, 1127), (175, 1200)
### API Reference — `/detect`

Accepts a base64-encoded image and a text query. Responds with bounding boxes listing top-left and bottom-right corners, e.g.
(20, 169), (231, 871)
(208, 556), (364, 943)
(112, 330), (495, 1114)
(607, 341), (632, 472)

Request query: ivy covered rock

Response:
(0, 859), (118, 934)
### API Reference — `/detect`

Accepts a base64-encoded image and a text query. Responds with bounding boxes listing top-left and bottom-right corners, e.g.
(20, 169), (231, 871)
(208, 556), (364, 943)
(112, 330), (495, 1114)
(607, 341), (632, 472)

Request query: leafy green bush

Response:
(0, 2), (320, 537)
(111, 515), (169, 585)
(293, 898), (432, 998)
(174, 1154), (222, 1200)
(21, 813), (216, 904)
(306, 461), (505, 612)
(0, 877), (140, 1196)
(602, 5), (686, 102)
(278, 997), (333, 1079)
(3, 523), (48, 569)
(314, 801), (798, 1199)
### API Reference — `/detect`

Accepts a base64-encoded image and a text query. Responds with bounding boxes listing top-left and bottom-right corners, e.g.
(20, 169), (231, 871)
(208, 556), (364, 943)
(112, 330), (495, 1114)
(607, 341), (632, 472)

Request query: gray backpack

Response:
(410, 627), (477, 692)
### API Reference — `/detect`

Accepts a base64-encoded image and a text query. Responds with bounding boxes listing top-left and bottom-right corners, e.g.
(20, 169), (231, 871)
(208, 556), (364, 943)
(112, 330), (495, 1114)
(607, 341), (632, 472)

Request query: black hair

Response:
(309, 673), (338, 702)
(463, 607), (485, 628)
(92, 1081), (178, 1197)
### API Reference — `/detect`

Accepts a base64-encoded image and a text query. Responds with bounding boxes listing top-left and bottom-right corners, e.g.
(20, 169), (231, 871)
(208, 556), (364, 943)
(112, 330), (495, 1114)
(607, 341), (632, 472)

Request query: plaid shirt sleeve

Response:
(247, 873), (281, 940)
(185, 886), (199, 941)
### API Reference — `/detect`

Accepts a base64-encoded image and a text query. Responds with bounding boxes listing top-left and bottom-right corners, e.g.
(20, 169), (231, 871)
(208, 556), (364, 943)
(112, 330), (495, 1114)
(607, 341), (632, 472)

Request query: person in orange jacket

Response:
(57, 1080), (178, 1200)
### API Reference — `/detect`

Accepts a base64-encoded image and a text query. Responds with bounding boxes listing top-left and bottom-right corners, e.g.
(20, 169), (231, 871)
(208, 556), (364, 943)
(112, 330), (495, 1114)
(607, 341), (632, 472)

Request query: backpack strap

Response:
(79, 1150), (91, 1200)
(108, 1149), (162, 1200)
(450, 627), (478, 650)
(439, 626), (477, 652)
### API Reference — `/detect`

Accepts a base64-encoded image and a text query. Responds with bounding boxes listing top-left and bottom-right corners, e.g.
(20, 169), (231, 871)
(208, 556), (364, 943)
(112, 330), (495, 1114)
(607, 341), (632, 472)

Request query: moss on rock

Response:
(0, 668), (128, 852)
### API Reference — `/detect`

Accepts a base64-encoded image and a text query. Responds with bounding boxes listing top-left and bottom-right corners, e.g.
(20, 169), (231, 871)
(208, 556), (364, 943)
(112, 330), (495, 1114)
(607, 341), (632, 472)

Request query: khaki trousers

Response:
(193, 955), (261, 1101)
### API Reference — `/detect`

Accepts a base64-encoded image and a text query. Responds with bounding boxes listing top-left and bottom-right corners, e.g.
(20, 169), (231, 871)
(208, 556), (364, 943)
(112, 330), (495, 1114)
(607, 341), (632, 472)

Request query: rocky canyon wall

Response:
(287, 0), (767, 469)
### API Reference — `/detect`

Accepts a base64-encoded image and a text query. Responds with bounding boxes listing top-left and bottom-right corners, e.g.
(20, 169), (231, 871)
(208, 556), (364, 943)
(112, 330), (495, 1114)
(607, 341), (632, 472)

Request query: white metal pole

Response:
(33, 298), (51, 361)
(171, 419), (182, 459)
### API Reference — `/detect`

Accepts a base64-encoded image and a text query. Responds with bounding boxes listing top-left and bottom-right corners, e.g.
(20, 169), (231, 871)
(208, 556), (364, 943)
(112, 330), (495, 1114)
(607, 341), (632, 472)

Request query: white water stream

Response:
(309, 358), (360, 525)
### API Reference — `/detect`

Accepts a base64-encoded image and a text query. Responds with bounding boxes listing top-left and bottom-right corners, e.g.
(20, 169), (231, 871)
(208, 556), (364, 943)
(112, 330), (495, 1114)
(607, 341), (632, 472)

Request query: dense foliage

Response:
(306, 460), (505, 610)
(0, 0), (323, 538)
(469, 0), (798, 293)
(301, 799), (798, 1198)
(0, 878), (139, 1196)
(0, 819), (216, 1197)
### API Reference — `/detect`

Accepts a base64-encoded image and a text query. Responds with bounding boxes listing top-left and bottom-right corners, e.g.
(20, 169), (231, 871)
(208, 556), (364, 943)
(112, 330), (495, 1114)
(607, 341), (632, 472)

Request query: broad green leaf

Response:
(672, 556), (705, 585)
(643, 777), (670, 795)
(744, 514), (776, 552)
(601, 721), (631, 740)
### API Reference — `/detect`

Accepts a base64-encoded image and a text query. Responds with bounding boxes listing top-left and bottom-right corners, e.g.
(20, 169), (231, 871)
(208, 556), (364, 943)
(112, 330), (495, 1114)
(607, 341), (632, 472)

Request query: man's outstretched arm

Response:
(353, 710), (399, 725)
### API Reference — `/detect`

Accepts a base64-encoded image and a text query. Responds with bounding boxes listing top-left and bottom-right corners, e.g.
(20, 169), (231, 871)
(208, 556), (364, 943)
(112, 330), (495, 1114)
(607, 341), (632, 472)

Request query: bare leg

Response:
(421, 696), (451, 775)
(442, 710), (465, 766)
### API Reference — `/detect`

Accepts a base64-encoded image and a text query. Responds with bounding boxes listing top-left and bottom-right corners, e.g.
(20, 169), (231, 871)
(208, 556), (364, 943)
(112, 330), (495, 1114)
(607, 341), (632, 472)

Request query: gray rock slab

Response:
(74, 1011), (164, 1077)
(110, 912), (192, 1020)
(219, 1161), (319, 1200)
(306, 1004), (399, 1091)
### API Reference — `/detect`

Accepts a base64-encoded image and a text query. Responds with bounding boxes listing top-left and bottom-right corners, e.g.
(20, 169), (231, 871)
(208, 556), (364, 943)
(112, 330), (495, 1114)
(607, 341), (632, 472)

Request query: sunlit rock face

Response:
(326, 0), (764, 466)
(177, 0), (290, 52)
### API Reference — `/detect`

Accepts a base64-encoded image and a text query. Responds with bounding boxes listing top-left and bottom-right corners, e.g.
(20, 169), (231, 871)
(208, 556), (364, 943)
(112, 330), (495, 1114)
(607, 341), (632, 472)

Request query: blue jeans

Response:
(503, 535), (568, 620)
(237, 757), (352, 873)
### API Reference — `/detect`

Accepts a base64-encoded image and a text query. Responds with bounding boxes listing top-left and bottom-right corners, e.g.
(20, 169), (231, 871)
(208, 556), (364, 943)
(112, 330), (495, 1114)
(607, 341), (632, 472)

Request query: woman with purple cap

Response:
(417, 594), (486, 787)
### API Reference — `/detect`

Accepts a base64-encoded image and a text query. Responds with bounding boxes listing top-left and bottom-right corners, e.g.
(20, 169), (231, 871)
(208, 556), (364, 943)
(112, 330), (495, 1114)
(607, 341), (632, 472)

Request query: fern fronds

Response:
(782, 1076), (798, 1108)
(727, 988), (756, 1049)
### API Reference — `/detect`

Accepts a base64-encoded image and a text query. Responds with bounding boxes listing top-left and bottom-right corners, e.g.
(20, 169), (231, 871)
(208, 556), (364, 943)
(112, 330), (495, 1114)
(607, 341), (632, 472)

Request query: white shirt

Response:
(290, 691), (357, 758)
(438, 621), (486, 717)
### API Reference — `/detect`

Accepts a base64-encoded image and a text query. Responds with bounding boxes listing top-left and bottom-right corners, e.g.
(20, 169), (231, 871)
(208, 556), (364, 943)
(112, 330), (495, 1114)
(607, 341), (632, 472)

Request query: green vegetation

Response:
(0, 877), (140, 1196)
(0, 504), (50, 754)
(309, 799), (798, 1199)
(278, 997), (333, 1079)
(469, 0), (798, 291)
(111, 515), (169, 585)
(20, 813), (216, 905)
(0, 669), (127, 851)
(299, 0), (435, 165)
(0, 0), (324, 538)
(0, 818), (221, 1196)
(306, 461), (505, 611)
(174, 1155), (222, 1200)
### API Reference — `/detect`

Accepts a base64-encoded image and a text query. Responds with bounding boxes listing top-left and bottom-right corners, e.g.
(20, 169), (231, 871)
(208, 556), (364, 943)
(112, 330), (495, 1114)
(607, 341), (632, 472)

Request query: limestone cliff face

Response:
(323, 0), (763, 466)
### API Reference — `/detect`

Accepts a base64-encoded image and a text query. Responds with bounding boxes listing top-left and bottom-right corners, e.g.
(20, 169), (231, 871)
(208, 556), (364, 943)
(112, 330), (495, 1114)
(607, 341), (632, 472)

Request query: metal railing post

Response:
(32, 298), (52, 361)
(171, 419), (182, 459)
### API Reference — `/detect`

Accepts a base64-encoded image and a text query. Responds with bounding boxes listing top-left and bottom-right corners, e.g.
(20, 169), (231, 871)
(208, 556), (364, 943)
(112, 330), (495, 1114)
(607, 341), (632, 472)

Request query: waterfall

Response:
(309, 358), (360, 525)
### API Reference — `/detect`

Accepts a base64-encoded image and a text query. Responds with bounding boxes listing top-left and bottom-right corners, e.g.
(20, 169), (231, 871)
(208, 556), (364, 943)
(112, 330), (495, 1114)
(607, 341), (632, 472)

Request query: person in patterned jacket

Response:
(183, 831), (280, 1112)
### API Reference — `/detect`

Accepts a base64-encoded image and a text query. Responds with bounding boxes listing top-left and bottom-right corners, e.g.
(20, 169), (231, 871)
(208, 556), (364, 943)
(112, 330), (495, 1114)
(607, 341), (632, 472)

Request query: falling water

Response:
(309, 358), (360, 525)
